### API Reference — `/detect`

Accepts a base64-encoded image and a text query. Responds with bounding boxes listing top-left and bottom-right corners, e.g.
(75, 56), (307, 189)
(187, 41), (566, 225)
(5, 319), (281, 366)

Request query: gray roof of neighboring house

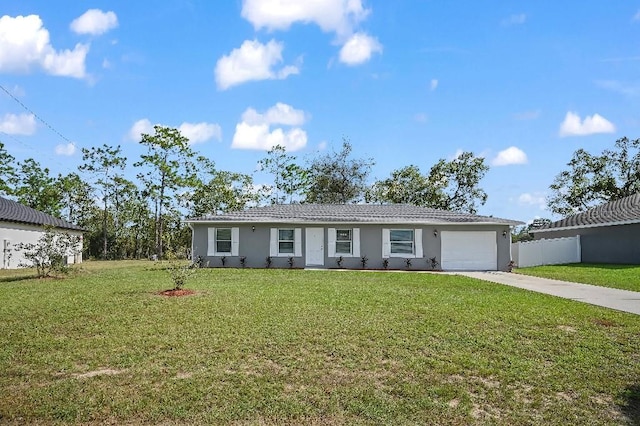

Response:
(536, 192), (640, 233)
(0, 196), (84, 231)
(186, 204), (523, 225)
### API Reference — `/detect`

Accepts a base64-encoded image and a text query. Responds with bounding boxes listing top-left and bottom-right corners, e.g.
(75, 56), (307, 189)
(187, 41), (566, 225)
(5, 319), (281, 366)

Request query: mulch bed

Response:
(158, 289), (196, 297)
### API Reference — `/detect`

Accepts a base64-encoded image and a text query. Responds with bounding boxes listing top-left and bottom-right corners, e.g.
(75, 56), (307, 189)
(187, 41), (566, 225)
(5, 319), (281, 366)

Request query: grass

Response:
(515, 263), (640, 292)
(1, 261), (639, 425)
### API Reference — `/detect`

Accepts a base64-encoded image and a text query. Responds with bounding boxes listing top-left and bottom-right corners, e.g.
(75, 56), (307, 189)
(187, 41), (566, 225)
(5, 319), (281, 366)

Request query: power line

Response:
(0, 83), (76, 148)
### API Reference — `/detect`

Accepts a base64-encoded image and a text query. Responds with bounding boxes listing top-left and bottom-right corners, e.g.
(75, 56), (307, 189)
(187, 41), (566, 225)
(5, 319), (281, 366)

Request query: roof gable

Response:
(0, 196), (84, 231)
(186, 204), (522, 225)
(539, 192), (640, 232)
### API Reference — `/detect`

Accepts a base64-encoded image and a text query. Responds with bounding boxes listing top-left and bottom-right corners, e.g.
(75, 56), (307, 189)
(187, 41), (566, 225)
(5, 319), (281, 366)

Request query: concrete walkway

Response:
(457, 271), (640, 315)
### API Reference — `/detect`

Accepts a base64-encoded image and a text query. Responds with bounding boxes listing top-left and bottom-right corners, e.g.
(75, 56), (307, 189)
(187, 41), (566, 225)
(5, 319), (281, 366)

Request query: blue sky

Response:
(1, 1), (638, 223)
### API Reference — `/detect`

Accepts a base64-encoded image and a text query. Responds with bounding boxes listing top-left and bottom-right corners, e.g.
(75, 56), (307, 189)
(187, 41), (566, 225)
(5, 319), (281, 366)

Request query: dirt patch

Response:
(74, 368), (122, 379)
(158, 289), (196, 297)
(557, 325), (577, 333)
(593, 318), (617, 327)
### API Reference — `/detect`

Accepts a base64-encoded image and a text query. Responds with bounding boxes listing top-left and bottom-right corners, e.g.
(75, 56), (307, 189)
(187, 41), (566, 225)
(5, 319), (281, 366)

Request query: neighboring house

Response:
(531, 192), (640, 264)
(0, 196), (84, 269)
(185, 204), (522, 271)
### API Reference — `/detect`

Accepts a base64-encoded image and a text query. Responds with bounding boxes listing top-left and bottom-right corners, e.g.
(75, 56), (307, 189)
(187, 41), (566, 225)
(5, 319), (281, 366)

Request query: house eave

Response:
(184, 218), (522, 226)
(534, 218), (640, 234)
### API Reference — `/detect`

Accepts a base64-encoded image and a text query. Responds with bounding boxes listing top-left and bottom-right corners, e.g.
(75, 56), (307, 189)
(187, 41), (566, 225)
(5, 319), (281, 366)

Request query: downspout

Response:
(187, 222), (194, 260)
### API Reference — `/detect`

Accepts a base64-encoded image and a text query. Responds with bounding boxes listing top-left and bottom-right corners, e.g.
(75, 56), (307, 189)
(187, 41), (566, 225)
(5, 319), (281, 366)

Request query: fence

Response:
(512, 236), (581, 268)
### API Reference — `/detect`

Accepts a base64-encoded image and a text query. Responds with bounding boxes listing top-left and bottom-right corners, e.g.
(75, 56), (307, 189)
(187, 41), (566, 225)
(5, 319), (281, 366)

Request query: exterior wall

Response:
(190, 222), (513, 271)
(1, 221), (83, 269)
(533, 223), (640, 264)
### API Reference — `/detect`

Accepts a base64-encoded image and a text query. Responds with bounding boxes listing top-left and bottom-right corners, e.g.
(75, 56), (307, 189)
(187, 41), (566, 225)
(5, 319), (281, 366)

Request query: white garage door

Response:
(441, 231), (497, 271)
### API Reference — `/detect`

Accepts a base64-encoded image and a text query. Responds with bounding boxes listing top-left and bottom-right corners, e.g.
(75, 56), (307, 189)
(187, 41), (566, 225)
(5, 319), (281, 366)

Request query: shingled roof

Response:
(186, 204), (522, 225)
(0, 196), (84, 231)
(536, 192), (640, 233)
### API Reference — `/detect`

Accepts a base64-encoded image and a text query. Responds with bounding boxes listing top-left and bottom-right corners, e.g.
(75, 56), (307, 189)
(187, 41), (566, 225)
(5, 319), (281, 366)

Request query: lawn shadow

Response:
(0, 274), (40, 283)
(620, 384), (640, 424)
(568, 263), (640, 270)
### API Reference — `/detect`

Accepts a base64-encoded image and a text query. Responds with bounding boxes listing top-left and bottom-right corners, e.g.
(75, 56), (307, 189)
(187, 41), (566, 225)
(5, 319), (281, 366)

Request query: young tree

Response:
(134, 125), (202, 258)
(79, 144), (127, 259)
(14, 226), (82, 278)
(0, 141), (17, 196)
(304, 140), (374, 204)
(258, 145), (308, 204)
(13, 159), (61, 216)
(547, 137), (640, 215)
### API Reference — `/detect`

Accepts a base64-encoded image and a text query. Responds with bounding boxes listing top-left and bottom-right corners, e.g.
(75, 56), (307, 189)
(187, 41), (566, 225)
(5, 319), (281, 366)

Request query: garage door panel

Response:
(441, 231), (497, 271)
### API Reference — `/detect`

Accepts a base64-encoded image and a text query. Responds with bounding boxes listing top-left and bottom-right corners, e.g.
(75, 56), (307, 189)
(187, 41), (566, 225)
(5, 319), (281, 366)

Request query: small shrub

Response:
(220, 256), (227, 267)
(336, 256), (344, 268)
(288, 257), (294, 268)
(14, 226), (81, 278)
(265, 256), (272, 268)
(360, 255), (368, 269)
(240, 256), (246, 268)
(427, 256), (440, 270)
(382, 258), (389, 269)
(405, 258), (412, 269)
(162, 252), (200, 290)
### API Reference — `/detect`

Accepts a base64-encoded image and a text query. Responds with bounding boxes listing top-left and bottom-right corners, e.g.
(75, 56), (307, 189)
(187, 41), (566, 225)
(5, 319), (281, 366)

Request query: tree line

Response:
(5, 125), (632, 258)
(0, 127), (492, 260)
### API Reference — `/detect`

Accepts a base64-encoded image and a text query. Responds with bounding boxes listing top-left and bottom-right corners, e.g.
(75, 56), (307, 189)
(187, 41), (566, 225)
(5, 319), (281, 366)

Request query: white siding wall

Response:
(513, 236), (581, 268)
(1, 222), (83, 269)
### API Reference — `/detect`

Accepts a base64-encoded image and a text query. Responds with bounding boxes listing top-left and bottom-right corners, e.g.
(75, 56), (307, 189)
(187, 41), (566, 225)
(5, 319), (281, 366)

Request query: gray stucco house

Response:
(531, 192), (640, 264)
(185, 204), (522, 271)
(1, 196), (84, 269)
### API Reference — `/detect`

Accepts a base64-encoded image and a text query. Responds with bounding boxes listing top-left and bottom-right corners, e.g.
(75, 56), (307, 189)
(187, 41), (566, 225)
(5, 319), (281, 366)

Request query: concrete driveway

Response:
(457, 271), (640, 315)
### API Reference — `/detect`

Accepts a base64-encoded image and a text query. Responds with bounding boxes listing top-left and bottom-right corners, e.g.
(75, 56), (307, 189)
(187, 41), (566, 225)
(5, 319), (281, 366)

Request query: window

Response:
(207, 227), (239, 256)
(390, 229), (414, 254)
(335, 229), (352, 254)
(216, 228), (232, 253)
(328, 228), (360, 257)
(278, 229), (295, 254)
(270, 228), (302, 257)
(382, 228), (423, 258)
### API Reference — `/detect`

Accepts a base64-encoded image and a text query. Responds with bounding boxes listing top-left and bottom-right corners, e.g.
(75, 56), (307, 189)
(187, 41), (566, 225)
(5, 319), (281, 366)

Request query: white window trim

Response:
(328, 228), (360, 257)
(207, 227), (239, 256)
(382, 228), (423, 258)
(270, 228), (302, 257)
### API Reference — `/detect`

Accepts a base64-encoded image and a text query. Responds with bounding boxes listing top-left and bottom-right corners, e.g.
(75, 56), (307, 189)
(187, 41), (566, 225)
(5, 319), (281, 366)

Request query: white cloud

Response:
(128, 119), (222, 144)
(70, 9), (118, 36)
(518, 192), (546, 209)
(232, 103), (308, 151)
(634, 10), (640, 21)
(430, 79), (438, 91)
(242, 102), (306, 126)
(0, 113), (36, 135)
(339, 32), (382, 65)
(596, 80), (640, 97)
(492, 146), (528, 166)
(241, 0), (370, 36)
(215, 39), (299, 90)
(178, 122), (222, 144)
(558, 111), (616, 137)
(318, 140), (328, 150)
(128, 118), (154, 141)
(513, 110), (540, 120)
(55, 142), (76, 156)
(0, 15), (88, 78)
(501, 13), (527, 26)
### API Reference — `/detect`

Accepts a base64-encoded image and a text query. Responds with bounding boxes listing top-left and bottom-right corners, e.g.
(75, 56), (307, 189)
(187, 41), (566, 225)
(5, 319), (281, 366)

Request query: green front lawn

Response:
(516, 263), (640, 292)
(1, 261), (638, 424)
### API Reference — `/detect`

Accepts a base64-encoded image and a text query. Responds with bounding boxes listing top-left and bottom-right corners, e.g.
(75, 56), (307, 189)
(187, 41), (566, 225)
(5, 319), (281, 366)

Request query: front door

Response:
(305, 228), (324, 266)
